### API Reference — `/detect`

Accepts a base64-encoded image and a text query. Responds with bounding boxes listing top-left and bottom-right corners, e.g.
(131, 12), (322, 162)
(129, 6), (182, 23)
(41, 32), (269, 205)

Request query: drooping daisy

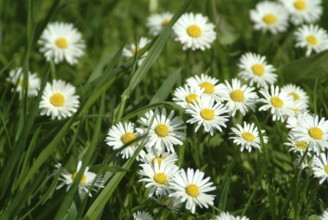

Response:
(169, 168), (216, 214)
(221, 79), (258, 116)
(311, 153), (328, 184)
(295, 24), (328, 57)
(281, 84), (309, 114)
(173, 12), (216, 51)
(186, 74), (225, 102)
(139, 160), (179, 197)
(133, 211), (154, 220)
(55, 161), (103, 196)
(106, 122), (145, 160)
(6, 67), (40, 98)
(238, 52), (277, 88)
(141, 148), (178, 167)
(154, 195), (183, 213)
(230, 122), (268, 152)
(249, 1), (289, 34)
(173, 85), (204, 109)
(146, 12), (173, 36)
(138, 108), (185, 153)
(258, 85), (294, 121)
(285, 133), (310, 154)
(320, 209), (328, 220)
(39, 80), (79, 120)
(122, 37), (150, 65)
(294, 154), (313, 170)
(213, 212), (250, 220)
(279, 0), (323, 25)
(39, 22), (85, 65)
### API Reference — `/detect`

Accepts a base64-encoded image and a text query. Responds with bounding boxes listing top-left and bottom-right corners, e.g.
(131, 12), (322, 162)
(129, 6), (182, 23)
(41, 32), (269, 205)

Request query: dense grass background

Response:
(1, 0), (328, 219)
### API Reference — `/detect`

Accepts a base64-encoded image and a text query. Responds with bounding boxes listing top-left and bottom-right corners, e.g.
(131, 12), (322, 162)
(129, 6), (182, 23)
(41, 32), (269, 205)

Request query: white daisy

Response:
(230, 122), (268, 152)
(213, 212), (250, 220)
(320, 209), (328, 220)
(141, 148), (178, 167)
(250, 1), (289, 34)
(39, 22), (85, 65)
(279, 0), (323, 25)
(285, 133), (310, 154)
(138, 108), (185, 153)
(122, 37), (150, 65)
(146, 12), (173, 36)
(186, 96), (229, 136)
(311, 153), (328, 184)
(173, 12), (216, 51)
(55, 161), (103, 196)
(238, 52), (277, 88)
(281, 84), (309, 114)
(221, 79), (258, 116)
(172, 85), (204, 109)
(154, 195), (183, 213)
(258, 85), (294, 121)
(295, 24), (328, 57)
(133, 211), (154, 220)
(186, 74), (225, 102)
(105, 122), (145, 160)
(139, 160), (179, 197)
(169, 168), (216, 214)
(39, 80), (79, 120)
(7, 67), (40, 98)
(294, 154), (313, 170)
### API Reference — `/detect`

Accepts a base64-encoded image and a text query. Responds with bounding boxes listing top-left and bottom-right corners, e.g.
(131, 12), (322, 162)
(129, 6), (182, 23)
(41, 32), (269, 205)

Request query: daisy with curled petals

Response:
(141, 148), (178, 167)
(258, 85), (294, 121)
(173, 12), (216, 51)
(106, 122), (145, 160)
(281, 84), (309, 114)
(133, 211), (154, 220)
(279, 0), (323, 25)
(169, 168), (216, 214)
(230, 122), (268, 152)
(7, 67), (40, 98)
(249, 1), (288, 34)
(238, 52), (277, 88)
(146, 12), (173, 36)
(311, 153), (328, 184)
(186, 74), (225, 102)
(154, 195), (183, 213)
(138, 108), (185, 153)
(55, 161), (103, 197)
(122, 37), (150, 65)
(173, 85), (204, 109)
(139, 160), (179, 197)
(213, 212), (249, 220)
(39, 80), (79, 120)
(295, 24), (328, 57)
(320, 209), (328, 220)
(285, 133), (309, 155)
(39, 22), (85, 65)
(221, 79), (258, 116)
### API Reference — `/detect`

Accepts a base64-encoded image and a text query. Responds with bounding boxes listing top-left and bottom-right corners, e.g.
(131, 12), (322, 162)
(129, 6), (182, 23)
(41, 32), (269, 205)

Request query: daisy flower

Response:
(133, 211), (154, 220)
(106, 122), (145, 160)
(55, 161), (103, 196)
(258, 85), (294, 121)
(39, 22), (85, 65)
(154, 195), (183, 213)
(173, 12), (216, 51)
(141, 148), (178, 167)
(169, 168), (216, 214)
(281, 84), (309, 113)
(7, 67), (40, 98)
(238, 52), (277, 88)
(230, 122), (268, 152)
(221, 79), (258, 116)
(186, 74), (225, 102)
(139, 160), (179, 197)
(138, 108), (185, 153)
(320, 209), (328, 220)
(311, 153), (328, 184)
(295, 24), (328, 57)
(279, 0), (323, 25)
(122, 37), (150, 65)
(249, 1), (289, 34)
(213, 212), (250, 220)
(294, 154), (313, 170)
(146, 12), (173, 36)
(285, 133), (309, 154)
(39, 80), (79, 120)
(173, 85), (204, 109)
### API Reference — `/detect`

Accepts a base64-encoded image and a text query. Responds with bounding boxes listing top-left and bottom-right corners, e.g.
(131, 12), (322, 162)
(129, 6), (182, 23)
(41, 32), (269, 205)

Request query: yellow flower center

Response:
(187, 24), (202, 38)
(120, 132), (137, 145)
(55, 37), (68, 49)
(230, 89), (245, 102)
(271, 96), (284, 108)
(132, 47), (142, 54)
(308, 127), (323, 140)
(186, 93), (198, 104)
(152, 157), (164, 167)
(324, 165), (328, 174)
(162, 18), (171, 27)
(288, 92), (300, 101)
(294, 0), (307, 10)
(251, 64), (265, 76)
(200, 108), (215, 120)
(71, 172), (87, 185)
(153, 172), (168, 185)
(242, 132), (255, 142)
(50, 93), (65, 107)
(262, 13), (277, 25)
(185, 184), (200, 197)
(155, 124), (169, 137)
(295, 141), (308, 150)
(306, 35), (318, 46)
(200, 82), (215, 94)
